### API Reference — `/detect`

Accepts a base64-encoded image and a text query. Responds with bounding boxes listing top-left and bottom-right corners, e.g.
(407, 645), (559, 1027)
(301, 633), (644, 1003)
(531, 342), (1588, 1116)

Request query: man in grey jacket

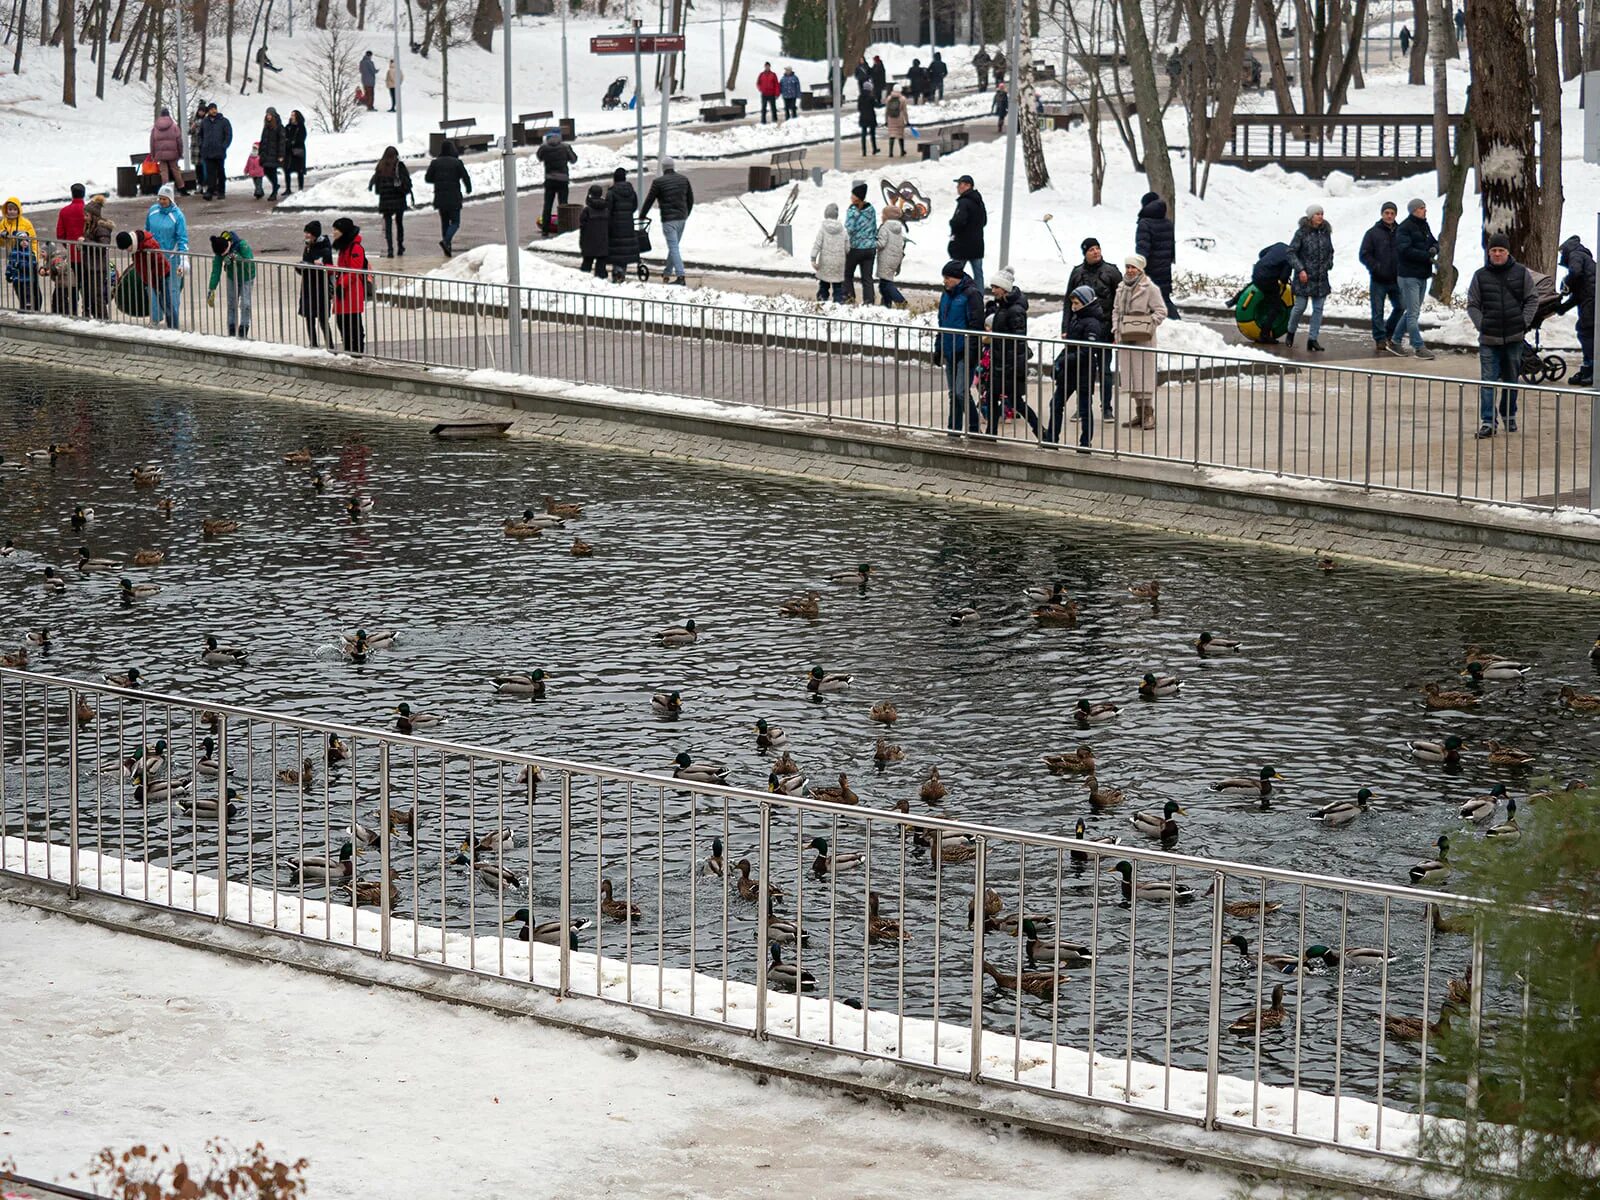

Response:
(639, 157), (693, 285)
(1467, 233), (1540, 438)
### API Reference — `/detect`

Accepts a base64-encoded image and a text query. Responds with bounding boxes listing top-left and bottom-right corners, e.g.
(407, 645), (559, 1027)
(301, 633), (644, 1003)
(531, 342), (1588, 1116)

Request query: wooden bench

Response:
(118, 153), (195, 197)
(698, 90), (748, 122)
(772, 146), (806, 183)
(430, 118), (493, 157)
(1031, 61), (1057, 81)
(800, 82), (834, 111)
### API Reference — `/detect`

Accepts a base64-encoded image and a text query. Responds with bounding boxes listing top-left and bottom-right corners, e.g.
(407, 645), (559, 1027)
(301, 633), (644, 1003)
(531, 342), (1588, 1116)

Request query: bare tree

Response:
(1529, 0), (1563, 271)
(1117, 0), (1175, 213)
(725, 0), (750, 87)
(1464, 0), (1537, 262)
(1196, 0), (1253, 196)
(1406, 0), (1425, 82)
(13, 0), (28, 71)
(1560, 0), (1581, 77)
(1016, 16), (1049, 190)
(836, 0), (873, 74)
(1257, 0), (1298, 113)
(310, 17), (362, 129)
(62, 0), (76, 102)
(1427, 0), (1448, 182)
(468, 0), (494, 50)
(1432, 106), (1472, 300)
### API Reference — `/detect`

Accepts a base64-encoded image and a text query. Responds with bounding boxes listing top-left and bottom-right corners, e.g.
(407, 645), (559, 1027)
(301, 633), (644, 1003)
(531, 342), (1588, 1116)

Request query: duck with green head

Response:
(1110, 860), (1195, 902)
(1309, 788), (1373, 826)
(1131, 799), (1184, 840)
(1409, 835), (1451, 885)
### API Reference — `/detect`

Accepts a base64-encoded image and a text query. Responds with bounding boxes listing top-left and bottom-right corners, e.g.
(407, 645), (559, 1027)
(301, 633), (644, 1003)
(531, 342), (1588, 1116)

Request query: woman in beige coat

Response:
(1112, 253), (1167, 430)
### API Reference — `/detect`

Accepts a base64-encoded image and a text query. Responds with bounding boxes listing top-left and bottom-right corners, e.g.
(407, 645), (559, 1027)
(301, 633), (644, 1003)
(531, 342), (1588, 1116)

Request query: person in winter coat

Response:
(2, 197), (40, 312)
(144, 183), (188, 320)
(425, 140), (472, 257)
(935, 259), (987, 433)
(857, 82), (879, 155)
(1398, 24), (1412, 54)
(42, 240), (77, 315)
(985, 266), (1028, 434)
(206, 230), (256, 337)
(386, 59), (402, 111)
(245, 143), (266, 198)
(1039, 285), (1109, 447)
(536, 131), (579, 236)
(875, 203), (907, 307)
(187, 103), (208, 195)
(297, 220), (335, 347)
(579, 183), (610, 278)
(605, 168), (639, 282)
(283, 110), (308, 195)
(992, 82), (1009, 132)
(779, 67), (802, 120)
(1468, 233), (1539, 438)
(1285, 203), (1333, 351)
(368, 146), (414, 257)
(843, 182), (877, 304)
(948, 175), (986, 289)
(991, 49), (1008, 84)
(360, 51), (378, 110)
(1243, 240), (1293, 343)
(640, 157), (693, 285)
(929, 52), (947, 98)
(149, 109), (185, 187)
(1134, 192), (1178, 318)
(81, 193), (114, 319)
(907, 59), (929, 103)
(1558, 234), (1596, 386)
(973, 47), (992, 91)
(811, 202), (848, 303)
(869, 55), (887, 96)
(1394, 197), (1439, 359)
(883, 87), (908, 157)
(258, 108), (287, 201)
(757, 63), (781, 124)
(1112, 254), (1167, 430)
(331, 217), (369, 354)
(199, 103), (233, 199)
(853, 57), (871, 92)
(51, 184), (86, 315)
(1066, 236), (1121, 417)
(1358, 200), (1403, 354)
(115, 228), (171, 323)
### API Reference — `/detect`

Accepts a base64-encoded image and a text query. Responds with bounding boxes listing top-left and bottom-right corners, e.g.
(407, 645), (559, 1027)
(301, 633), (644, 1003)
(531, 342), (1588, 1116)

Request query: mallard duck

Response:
(131, 548), (165, 567)
(1212, 766), (1282, 798)
(948, 604), (979, 625)
(0, 537), (14, 556)
(1195, 632), (1242, 655)
(195, 737), (221, 778)
(967, 888), (1003, 927)
(1228, 934), (1321, 973)
(506, 508), (565, 530)
(176, 788), (238, 820)
(755, 718), (787, 749)
(75, 697), (96, 725)
(1024, 581), (1068, 604)
(542, 494), (583, 518)
(1322, 946), (1392, 967)
(672, 752), (729, 785)
(929, 830), (978, 864)
(773, 751), (801, 776)
(807, 666), (851, 694)
(77, 547), (118, 572)
(395, 702), (439, 727)
(1459, 783), (1507, 824)
(1138, 673), (1182, 699)
(70, 505), (94, 530)
(834, 563), (873, 587)
(1031, 600), (1079, 625)
(346, 495), (374, 518)
(119, 577), (160, 600)
(866, 891), (909, 944)
(570, 537), (594, 557)
(291, 841), (354, 883)
(873, 738), (904, 765)
(133, 777), (192, 804)
(460, 827), (512, 855)
(733, 857), (784, 902)
(201, 518), (239, 536)
(387, 806), (415, 836)
(1043, 746), (1096, 775)
(1314, 556), (1337, 571)
(493, 669), (546, 697)
(1430, 902), (1474, 934)
(506, 909), (584, 949)
(1127, 579), (1161, 600)
(1409, 735), (1465, 765)
(283, 447), (313, 464)
(156, 497), (175, 515)
(919, 767), (947, 803)
(1131, 799), (1184, 840)
(102, 667), (142, 688)
(703, 836), (726, 877)
(778, 592), (820, 618)
(1559, 685), (1600, 713)
(1021, 919), (1092, 967)
(342, 628), (397, 649)
(1219, 894), (1283, 919)
(352, 820), (383, 849)
(1074, 699), (1120, 727)
(0, 647), (28, 669)
(452, 847), (523, 891)
(1085, 774), (1126, 809)
(652, 690), (683, 718)
(811, 772), (859, 805)
(598, 877), (641, 921)
(1463, 645), (1501, 666)
(502, 519), (544, 539)
(767, 770), (807, 795)
(982, 959), (1068, 998)
(518, 763), (544, 789)
(26, 442), (70, 462)
(1229, 984), (1287, 1034)
(42, 567), (66, 591)
(277, 757), (316, 786)
(1409, 835), (1451, 885)
(1423, 682), (1480, 710)
(1446, 966), (1474, 1007)
(1383, 1004), (1454, 1042)
(808, 835), (865, 877)
(348, 876), (399, 909)
(987, 908), (1057, 938)
(201, 635), (249, 666)
(130, 465), (164, 485)
(659, 619), (698, 646)
(1590, 634), (1600, 663)
(1485, 798), (1521, 841)
(26, 628), (51, 647)
(1069, 817), (1118, 863)
(1463, 659), (1531, 683)
(1484, 740), (1533, 767)
(1310, 788), (1373, 826)
(1110, 860), (1195, 902)
(767, 942), (816, 991)
(764, 896), (808, 946)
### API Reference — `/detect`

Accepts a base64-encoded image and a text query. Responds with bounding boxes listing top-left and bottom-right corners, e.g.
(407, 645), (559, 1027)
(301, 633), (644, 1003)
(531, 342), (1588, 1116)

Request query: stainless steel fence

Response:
(0, 666), (1510, 1166)
(4, 240), (1591, 511)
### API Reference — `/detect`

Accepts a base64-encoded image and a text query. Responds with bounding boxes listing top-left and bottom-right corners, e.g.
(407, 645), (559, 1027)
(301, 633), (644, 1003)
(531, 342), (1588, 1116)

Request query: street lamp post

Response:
(392, 0), (404, 142)
(560, 0), (570, 118)
(828, 0), (841, 171)
(633, 19), (646, 195)
(501, 0), (524, 373)
(172, 0), (190, 168)
(998, 0), (1021, 263)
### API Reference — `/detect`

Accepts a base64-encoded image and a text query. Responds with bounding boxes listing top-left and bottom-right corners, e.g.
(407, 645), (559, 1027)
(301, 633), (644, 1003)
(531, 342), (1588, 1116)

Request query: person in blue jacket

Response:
(144, 182), (189, 327)
(933, 258), (986, 435)
(779, 67), (802, 121)
(1248, 241), (1293, 342)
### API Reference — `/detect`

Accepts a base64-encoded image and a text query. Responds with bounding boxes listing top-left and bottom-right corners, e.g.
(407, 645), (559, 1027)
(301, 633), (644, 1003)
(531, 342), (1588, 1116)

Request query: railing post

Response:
(1276, 370), (1286, 476)
(378, 741), (392, 959)
(826, 322), (835, 420)
(754, 800), (771, 1040)
(581, 293), (591, 384)
(699, 305), (708, 387)
(66, 686), (79, 900)
(1363, 374), (1374, 491)
(1465, 918), (1486, 1147)
(893, 326), (902, 429)
(1456, 381), (1466, 502)
(215, 713), (228, 924)
(1203, 869), (1226, 1128)
(558, 771), (572, 996)
(967, 835), (987, 1081)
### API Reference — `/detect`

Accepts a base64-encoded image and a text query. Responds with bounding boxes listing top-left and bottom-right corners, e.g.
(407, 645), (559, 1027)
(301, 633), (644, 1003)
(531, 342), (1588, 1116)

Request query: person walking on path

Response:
(991, 49), (1008, 86)
(992, 81), (1009, 133)
(1285, 203), (1333, 352)
(1038, 285), (1109, 448)
(985, 265), (1029, 433)
(973, 47), (992, 91)
(1399, 25), (1412, 54)
(297, 220), (335, 348)
(857, 81), (880, 155)
(368, 146), (413, 257)
(870, 55), (888, 96)
(187, 102), (208, 195)
(1558, 234), (1595, 387)
(245, 143), (266, 198)
(360, 51), (379, 110)
(331, 217), (370, 354)
(811, 202), (848, 303)
(53, 184), (86, 315)
(1134, 191), (1178, 319)
(1113, 254), (1167, 431)
(883, 86), (907, 157)
(1066, 236), (1121, 418)
(206, 230), (256, 337)
(779, 67), (801, 120)
(1358, 200), (1404, 354)
(114, 229), (171, 325)
(875, 203), (907, 307)
(536, 130), (579, 236)
(1467, 233), (1539, 439)
(757, 62), (781, 123)
(425, 140), (472, 257)
(1394, 197), (1438, 359)
(948, 174), (987, 290)
(149, 109), (185, 188)
(605, 167), (640, 283)
(640, 157), (693, 285)
(258, 108), (287, 201)
(930, 51), (948, 99)
(283, 111), (308, 196)
(199, 103), (233, 199)
(1454, 7), (1465, 39)
(844, 182), (877, 305)
(2, 197), (41, 312)
(386, 59), (403, 111)
(579, 183), (610, 278)
(81, 193), (114, 319)
(935, 259), (987, 434)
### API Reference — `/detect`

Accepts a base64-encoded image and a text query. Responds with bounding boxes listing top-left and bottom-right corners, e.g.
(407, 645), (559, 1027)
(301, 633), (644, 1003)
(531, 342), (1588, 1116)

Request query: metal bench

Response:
(430, 118), (493, 157)
(698, 90), (748, 122)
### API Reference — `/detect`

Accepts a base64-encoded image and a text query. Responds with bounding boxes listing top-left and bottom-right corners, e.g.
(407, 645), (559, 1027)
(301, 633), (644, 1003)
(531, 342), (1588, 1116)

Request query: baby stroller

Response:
(1517, 282), (1567, 384)
(601, 76), (630, 110)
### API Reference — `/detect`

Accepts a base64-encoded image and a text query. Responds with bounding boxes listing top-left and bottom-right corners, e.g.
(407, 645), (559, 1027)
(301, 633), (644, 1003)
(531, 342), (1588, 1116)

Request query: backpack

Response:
(5, 243), (36, 285)
(887, 96), (902, 118)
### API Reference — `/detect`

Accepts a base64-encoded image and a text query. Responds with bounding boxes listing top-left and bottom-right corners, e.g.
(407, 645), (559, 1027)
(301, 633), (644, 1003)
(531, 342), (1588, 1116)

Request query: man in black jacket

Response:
(1467, 233), (1540, 438)
(536, 131), (578, 237)
(1558, 234), (1595, 386)
(1065, 236), (1120, 417)
(424, 140), (472, 257)
(948, 175), (986, 290)
(1393, 197), (1438, 359)
(1358, 200), (1404, 355)
(639, 156), (693, 286)
(1135, 192), (1178, 318)
(199, 103), (233, 200)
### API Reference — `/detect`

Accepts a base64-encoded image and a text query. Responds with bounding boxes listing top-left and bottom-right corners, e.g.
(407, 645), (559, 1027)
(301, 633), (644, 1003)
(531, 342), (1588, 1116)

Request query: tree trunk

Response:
(1529, 0), (1563, 271)
(837, 0), (875, 75)
(1257, 0), (1298, 114)
(62, 0), (76, 103)
(1198, 0), (1254, 196)
(96, 0), (107, 96)
(1465, 0), (1536, 261)
(1428, 0), (1448, 182)
(110, 0), (128, 40)
(315, 0), (328, 26)
(238, 0), (262, 92)
(1560, 0), (1581, 79)
(1323, 0), (1366, 114)
(725, 0), (750, 87)
(1017, 20), (1049, 189)
(11, 0), (25, 73)
(1432, 107), (1473, 301)
(113, 3), (145, 78)
(224, 0), (234, 81)
(1117, 0), (1176, 215)
(1586, 0), (1600, 69)
(198, 0), (208, 73)
(469, 0), (496, 51)
(1407, 0), (1426, 82)
(39, 0), (48, 43)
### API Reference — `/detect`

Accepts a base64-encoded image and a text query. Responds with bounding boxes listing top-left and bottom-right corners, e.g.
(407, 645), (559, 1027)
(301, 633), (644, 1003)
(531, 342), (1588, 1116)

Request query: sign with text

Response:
(590, 33), (685, 54)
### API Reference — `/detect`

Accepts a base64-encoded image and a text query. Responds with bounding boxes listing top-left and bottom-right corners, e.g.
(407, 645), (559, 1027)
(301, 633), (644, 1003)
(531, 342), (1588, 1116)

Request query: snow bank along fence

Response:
(0, 667), (1516, 1172)
(9, 242), (1594, 513)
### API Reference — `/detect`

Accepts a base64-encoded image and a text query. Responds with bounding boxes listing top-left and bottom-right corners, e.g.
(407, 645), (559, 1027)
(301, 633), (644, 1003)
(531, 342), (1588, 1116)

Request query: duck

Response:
(1409, 735), (1465, 765)
(810, 772), (859, 805)
(1558, 685), (1600, 713)
(1322, 945), (1393, 967)
(131, 548), (165, 566)
(767, 942), (816, 992)
(502, 518), (544, 539)
(1131, 799), (1184, 841)
(26, 442), (71, 462)
(0, 537), (14, 556)
(518, 764), (544, 789)
(873, 738), (904, 765)
(394, 702), (439, 727)
(348, 875), (400, 909)
(755, 718), (787, 749)
(27, 628), (51, 648)
(1228, 934), (1317, 974)
(1195, 632), (1242, 655)
(703, 836), (726, 877)
(1085, 774), (1127, 809)
(387, 807), (415, 837)
(1309, 788), (1374, 826)
(1138, 672), (1182, 699)
(1459, 783), (1507, 824)
(1074, 699), (1120, 727)
(570, 537), (594, 557)
(75, 697), (96, 725)
(70, 505), (94, 530)
(542, 494), (583, 518)
(1314, 556), (1337, 571)
(986, 908), (1057, 938)
(834, 564), (873, 587)
(353, 821), (383, 850)
(1383, 1004), (1454, 1042)
(277, 757), (316, 786)
(76, 547), (118, 572)
(807, 835), (865, 878)
(506, 507), (566, 530)
(1422, 682), (1479, 710)
(651, 690), (683, 718)
(1446, 967), (1474, 1008)
(133, 777), (193, 804)
(201, 518), (240, 536)
(870, 701), (898, 724)
(505, 908), (584, 949)
(773, 750), (801, 776)
(343, 628), (398, 649)
(1110, 860), (1194, 902)
(967, 888), (1003, 928)
(1031, 600), (1079, 625)
(119, 577), (160, 600)
(102, 667), (142, 688)
(982, 959), (1068, 998)
(1591, 633), (1600, 663)
(1211, 766), (1282, 798)
(1024, 581), (1069, 604)
(1485, 740), (1534, 767)
(129, 465), (164, 485)
(42, 567), (66, 591)
(1484, 798), (1521, 842)
(1022, 919), (1093, 967)
(948, 605), (979, 625)
(734, 858), (783, 903)
(195, 737), (222, 778)
(764, 896), (808, 946)
(453, 847), (523, 892)
(929, 830), (978, 864)
(0, 647), (28, 669)
(1463, 659), (1531, 683)
(346, 495), (374, 518)
(672, 752), (729, 785)
(767, 770), (807, 795)
(867, 892), (909, 943)
(1429, 902), (1474, 934)
(778, 591), (820, 618)
(598, 877), (641, 921)
(1409, 835), (1451, 885)
(156, 497), (175, 515)
(459, 828), (511, 855)
(919, 767), (947, 803)
(291, 841), (354, 883)
(1043, 746), (1096, 775)
(201, 635), (250, 666)
(1229, 984), (1287, 1034)
(1213, 886), (1283, 919)
(659, 619), (699, 646)
(1128, 579), (1161, 600)
(492, 669), (546, 697)
(1463, 645), (1502, 666)
(176, 787), (239, 820)
(806, 666), (851, 694)
(282, 447), (314, 464)
(1068, 817), (1118, 863)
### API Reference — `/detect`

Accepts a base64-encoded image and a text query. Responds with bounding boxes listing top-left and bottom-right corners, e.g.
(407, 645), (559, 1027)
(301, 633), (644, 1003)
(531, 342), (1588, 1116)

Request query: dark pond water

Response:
(1, 363), (1594, 1116)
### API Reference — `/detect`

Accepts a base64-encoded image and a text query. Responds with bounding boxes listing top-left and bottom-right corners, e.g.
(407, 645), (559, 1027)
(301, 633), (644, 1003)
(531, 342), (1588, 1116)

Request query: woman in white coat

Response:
(1112, 253), (1167, 430)
(875, 203), (907, 307)
(811, 202), (848, 304)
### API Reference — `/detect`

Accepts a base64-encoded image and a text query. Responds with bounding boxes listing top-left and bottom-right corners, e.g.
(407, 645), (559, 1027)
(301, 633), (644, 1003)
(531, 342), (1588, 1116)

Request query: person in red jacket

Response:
(54, 183), (86, 315)
(115, 228), (174, 325)
(756, 62), (780, 125)
(330, 216), (369, 354)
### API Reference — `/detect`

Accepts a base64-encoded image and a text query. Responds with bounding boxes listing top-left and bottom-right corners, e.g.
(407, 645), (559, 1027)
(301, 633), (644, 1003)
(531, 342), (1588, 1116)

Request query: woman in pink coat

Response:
(149, 108), (185, 186)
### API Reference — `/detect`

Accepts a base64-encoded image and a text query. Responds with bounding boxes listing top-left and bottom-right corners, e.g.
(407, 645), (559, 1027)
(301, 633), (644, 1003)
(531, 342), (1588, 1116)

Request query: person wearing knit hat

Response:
(1125, 253), (1146, 270)
(1066, 235), (1122, 419)
(329, 216), (369, 354)
(1112, 253), (1166, 430)
(1394, 198), (1438, 359)
(811, 201), (848, 303)
(857, 78), (880, 156)
(985, 266), (1028, 434)
(1359, 198), (1405, 354)
(1285, 202), (1333, 352)
(844, 182), (878, 304)
(205, 229), (256, 338)
(1407, 197), (1427, 216)
(935, 256), (986, 434)
(298, 219), (336, 348)
(1467, 230), (1538, 438)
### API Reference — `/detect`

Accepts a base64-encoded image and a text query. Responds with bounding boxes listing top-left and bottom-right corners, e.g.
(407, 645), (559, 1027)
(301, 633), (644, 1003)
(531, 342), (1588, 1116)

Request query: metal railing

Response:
(2, 240), (1591, 512)
(0, 666), (1511, 1168)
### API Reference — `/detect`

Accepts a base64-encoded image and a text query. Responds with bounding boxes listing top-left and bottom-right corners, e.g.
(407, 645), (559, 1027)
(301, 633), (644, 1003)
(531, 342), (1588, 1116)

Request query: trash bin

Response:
(748, 164), (774, 192)
(559, 117), (576, 140)
(775, 223), (793, 255)
(116, 166), (138, 199)
(556, 202), (583, 234)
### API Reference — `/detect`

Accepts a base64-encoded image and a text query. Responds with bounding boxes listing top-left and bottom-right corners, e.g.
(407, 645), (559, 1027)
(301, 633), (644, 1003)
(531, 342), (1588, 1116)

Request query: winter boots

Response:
(1307, 338), (1326, 352)
(1121, 400), (1156, 430)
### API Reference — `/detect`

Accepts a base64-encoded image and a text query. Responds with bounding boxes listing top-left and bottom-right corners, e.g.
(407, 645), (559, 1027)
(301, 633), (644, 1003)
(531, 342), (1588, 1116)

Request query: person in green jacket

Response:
(206, 230), (256, 337)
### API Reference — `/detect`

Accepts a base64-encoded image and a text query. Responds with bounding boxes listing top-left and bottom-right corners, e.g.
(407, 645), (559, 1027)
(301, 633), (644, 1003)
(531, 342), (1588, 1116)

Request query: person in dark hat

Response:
(1066, 236), (1122, 419)
(1467, 231), (1539, 438)
(934, 259), (986, 434)
(948, 175), (986, 290)
(296, 218), (335, 347)
(606, 166), (640, 283)
(844, 181), (877, 304)
(330, 216), (369, 354)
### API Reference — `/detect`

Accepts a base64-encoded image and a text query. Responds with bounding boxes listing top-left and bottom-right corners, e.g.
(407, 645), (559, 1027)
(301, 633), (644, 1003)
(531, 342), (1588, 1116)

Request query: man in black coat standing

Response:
(948, 175), (987, 290)
(639, 157), (693, 285)
(1135, 191), (1178, 318)
(1358, 200), (1404, 355)
(1558, 235), (1595, 386)
(1065, 236), (1121, 417)
(1467, 233), (1540, 438)
(536, 131), (578, 237)
(424, 140), (472, 257)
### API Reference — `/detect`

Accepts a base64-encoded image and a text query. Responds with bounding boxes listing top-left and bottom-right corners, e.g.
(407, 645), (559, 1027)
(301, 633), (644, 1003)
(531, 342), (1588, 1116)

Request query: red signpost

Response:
(590, 33), (684, 54)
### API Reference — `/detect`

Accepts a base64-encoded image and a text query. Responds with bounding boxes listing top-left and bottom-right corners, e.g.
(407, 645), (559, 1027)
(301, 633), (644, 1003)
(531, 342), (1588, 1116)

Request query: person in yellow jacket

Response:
(2, 197), (42, 311)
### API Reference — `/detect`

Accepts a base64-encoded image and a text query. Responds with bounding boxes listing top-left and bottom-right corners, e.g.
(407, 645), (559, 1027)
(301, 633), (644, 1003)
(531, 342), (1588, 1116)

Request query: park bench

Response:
(800, 83), (834, 111)
(117, 153), (195, 198)
(514, 111), (578, 146)
(1031, 60), (1057, 80)
(747, 146), (807, 191)
(698, 90), (748, 122)
(430, 118), (493, 157)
